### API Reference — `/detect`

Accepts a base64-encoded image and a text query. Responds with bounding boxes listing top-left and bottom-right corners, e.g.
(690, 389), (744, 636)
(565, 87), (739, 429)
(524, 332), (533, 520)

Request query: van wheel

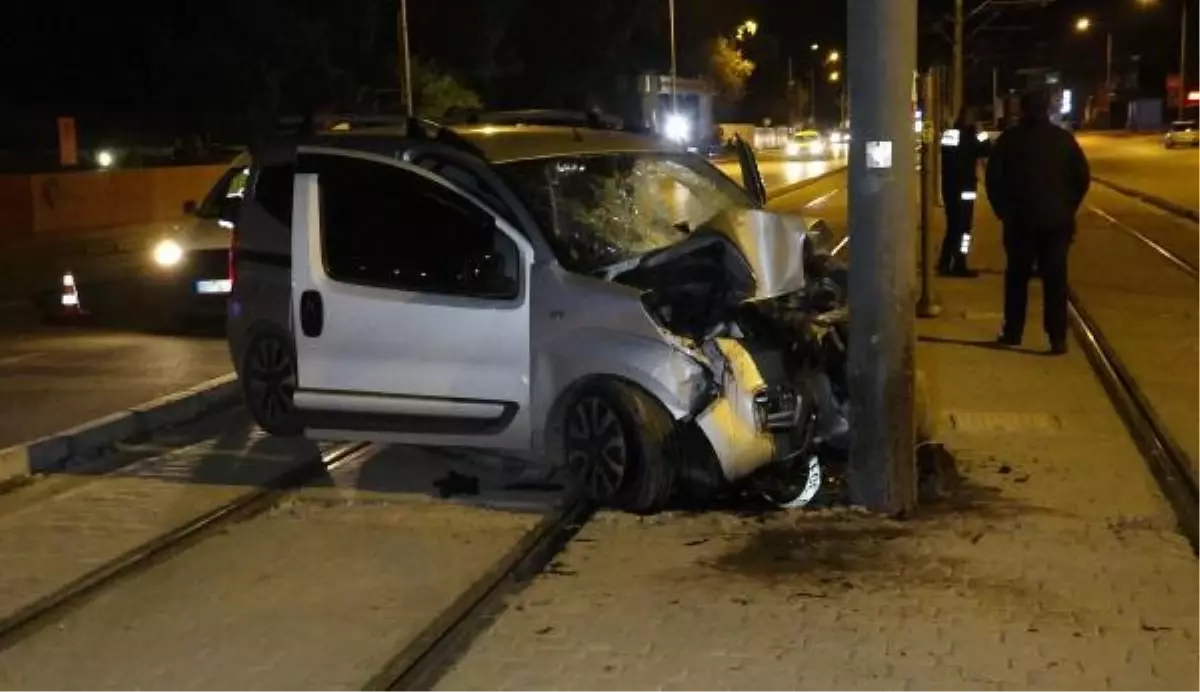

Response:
(242, 329), (303, 436)
(563, 381), (675, 513)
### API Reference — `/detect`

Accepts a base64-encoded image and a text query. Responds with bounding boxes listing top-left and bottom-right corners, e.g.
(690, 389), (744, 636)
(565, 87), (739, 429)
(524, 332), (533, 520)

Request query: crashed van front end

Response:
(611, 208), (850, 502)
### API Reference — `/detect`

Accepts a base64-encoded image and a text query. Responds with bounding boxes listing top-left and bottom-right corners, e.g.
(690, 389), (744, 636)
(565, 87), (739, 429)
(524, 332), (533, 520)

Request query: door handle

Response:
(299, 290), (324, 337)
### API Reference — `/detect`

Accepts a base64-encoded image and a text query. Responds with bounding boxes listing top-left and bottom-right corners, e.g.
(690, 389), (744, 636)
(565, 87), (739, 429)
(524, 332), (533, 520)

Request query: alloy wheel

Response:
(245, 334), (297, 430)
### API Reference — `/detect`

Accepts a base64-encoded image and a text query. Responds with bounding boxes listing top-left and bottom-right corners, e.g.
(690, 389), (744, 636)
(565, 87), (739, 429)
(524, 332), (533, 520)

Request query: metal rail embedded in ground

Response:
(0, 440), (372, 650)
(1068, 293), (1199, 552)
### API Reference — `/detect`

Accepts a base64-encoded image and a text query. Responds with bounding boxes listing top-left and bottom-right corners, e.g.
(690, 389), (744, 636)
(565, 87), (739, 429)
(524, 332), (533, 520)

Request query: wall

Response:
(0, 164), (229, 244)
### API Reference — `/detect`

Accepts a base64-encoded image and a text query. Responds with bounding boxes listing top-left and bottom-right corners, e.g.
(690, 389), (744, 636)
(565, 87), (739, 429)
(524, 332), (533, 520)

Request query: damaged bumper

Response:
(689, 338), (816, 483)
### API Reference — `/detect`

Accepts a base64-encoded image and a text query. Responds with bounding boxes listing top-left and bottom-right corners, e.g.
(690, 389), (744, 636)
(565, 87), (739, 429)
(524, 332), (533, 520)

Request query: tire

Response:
(240, 328), (304, 436)
(562, 380), (676, 513)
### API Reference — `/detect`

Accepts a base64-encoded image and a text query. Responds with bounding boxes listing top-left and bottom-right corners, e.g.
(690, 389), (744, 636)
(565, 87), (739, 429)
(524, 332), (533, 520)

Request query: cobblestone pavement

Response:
(436, 192), (1198, 690)
(939, 182), (1198, 477)
(0, 443), (564, 690)
(0, 411), (332, 626)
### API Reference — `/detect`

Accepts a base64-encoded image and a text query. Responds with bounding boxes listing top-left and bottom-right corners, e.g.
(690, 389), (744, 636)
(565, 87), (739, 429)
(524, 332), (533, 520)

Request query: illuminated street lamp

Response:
(827, 50), (840, 64)
(810, 43), (819, 51)
(1073, 15), (1113, 99)
(828, 70), (841, 83)
(96, 149), (115, 169)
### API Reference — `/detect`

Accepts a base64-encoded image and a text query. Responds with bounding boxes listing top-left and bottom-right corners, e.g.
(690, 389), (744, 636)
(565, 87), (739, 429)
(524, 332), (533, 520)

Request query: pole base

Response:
(917, 297), (942, 318)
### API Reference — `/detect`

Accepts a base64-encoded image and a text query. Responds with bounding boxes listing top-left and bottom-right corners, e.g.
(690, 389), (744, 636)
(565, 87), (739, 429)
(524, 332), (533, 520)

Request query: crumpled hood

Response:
(611, 207), (830, 304)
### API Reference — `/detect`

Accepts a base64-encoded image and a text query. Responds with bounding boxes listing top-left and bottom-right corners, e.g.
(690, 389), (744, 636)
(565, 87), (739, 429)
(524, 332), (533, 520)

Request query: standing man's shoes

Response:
(946, 267), (980, 278)
(996, 334), (1021, 347)
(1048, 340), (1068, 355)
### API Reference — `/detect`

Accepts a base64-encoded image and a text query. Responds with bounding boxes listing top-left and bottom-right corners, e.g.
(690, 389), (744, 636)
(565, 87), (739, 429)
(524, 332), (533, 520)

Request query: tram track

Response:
(1072, 188), (1198, 551)
(0, 440), (374, 651)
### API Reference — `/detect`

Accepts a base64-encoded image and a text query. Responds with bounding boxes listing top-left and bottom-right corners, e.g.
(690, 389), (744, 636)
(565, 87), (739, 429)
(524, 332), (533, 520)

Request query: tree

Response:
(411, 60), (484, 118)
(707, 36), (756, 107)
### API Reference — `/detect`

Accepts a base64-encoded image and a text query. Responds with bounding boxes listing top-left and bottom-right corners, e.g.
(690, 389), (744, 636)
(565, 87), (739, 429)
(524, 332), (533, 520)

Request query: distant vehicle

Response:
(39, 154), (248, 328)
(826, 129), (850, 145)
(784, 130), (829, 159)
(1164, 120), (1199, 148)
(226, 114), (851, 511)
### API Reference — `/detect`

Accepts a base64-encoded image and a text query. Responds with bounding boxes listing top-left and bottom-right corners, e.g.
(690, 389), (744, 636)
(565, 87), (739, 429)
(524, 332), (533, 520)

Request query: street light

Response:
(810, 43), (819, 51)
(829, 70), (841, 83)
(1073, 15), (1112, 101)
(827, 50), (840, 63)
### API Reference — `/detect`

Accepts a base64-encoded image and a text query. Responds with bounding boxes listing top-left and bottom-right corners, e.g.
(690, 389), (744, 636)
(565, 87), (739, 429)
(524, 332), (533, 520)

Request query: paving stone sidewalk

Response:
(436, 214), (1198, 689)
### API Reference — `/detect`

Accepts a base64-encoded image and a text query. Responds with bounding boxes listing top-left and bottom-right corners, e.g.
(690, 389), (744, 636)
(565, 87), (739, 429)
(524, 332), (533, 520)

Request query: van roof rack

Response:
(442, 108), (632, 132)
(270, 113), (484, 157)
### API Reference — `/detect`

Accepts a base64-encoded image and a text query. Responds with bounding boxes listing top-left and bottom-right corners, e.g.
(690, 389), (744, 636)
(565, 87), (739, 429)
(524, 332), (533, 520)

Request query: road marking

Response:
(0, 353), (45, 367)
(804, 188), (843, 209)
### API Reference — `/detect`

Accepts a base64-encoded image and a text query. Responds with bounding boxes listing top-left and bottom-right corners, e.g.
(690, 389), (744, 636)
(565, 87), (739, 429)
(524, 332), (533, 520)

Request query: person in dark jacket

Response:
(938, 107), (991, 276)
(985, 89), (1091, 355)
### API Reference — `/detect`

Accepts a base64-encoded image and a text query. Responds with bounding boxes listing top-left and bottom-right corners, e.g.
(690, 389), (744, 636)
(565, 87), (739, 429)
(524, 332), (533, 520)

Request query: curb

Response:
(0, 373), (240, 484)
(1092, 176), (1199, 223)
(766, 165), (848, 201)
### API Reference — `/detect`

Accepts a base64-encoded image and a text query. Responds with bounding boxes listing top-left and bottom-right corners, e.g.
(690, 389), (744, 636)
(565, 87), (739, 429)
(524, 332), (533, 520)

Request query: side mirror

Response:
(182, 200), (198, 215)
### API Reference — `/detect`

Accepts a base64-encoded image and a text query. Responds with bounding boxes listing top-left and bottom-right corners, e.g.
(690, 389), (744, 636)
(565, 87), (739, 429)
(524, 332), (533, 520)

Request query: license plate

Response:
(195, 279), (232, 295)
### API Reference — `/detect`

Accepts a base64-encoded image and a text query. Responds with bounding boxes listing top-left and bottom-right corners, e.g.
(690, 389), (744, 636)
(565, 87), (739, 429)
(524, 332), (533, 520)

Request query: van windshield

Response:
(1169, 121), (1197, 132)
(500, 152), (749, 273)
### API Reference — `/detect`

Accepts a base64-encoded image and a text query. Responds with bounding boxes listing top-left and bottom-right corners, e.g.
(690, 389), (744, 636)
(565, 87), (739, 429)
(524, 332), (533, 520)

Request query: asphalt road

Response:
(1077, 132), (1199, 214)
(0, 326), (233, 449)
(715, 151), (845, 193)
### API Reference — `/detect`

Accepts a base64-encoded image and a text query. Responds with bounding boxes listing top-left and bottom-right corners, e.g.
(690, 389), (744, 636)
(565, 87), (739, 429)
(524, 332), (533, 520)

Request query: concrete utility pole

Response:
(847, 0), (919, 514)
(918, 68), (943, 319)
(669, 0), (678, 113)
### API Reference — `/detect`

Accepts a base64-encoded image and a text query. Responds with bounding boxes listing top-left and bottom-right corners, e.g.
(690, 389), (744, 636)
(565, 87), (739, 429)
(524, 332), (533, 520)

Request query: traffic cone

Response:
(60, 271), (83, 316)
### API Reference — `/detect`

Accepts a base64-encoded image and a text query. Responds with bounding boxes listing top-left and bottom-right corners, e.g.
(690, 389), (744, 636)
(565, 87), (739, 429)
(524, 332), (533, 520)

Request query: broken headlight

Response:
(752, 384), (802, 432)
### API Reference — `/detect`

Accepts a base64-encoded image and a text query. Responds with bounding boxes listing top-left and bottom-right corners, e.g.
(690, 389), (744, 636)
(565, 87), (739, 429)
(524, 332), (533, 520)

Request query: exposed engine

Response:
(612, 208), (851, 507)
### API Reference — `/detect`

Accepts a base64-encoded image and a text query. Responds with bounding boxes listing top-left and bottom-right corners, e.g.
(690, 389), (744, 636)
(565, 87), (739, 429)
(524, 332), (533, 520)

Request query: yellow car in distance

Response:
(783, 130), (829, 159)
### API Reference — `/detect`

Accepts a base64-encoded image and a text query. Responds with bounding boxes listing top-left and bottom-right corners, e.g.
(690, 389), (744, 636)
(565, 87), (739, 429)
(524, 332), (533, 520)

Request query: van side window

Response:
(254, 163), (296, 228)
(311, 155), (519, 299)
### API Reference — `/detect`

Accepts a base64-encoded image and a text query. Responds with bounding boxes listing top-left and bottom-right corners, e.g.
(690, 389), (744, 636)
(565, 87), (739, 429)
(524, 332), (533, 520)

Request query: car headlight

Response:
(786, 142), (801, 156)
(664, 113), (691, 143)
(153, 239), (184, 267)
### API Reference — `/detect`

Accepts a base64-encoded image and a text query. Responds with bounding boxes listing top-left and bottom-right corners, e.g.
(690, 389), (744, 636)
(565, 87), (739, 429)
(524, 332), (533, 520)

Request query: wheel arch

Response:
(541, 373), (674, 466)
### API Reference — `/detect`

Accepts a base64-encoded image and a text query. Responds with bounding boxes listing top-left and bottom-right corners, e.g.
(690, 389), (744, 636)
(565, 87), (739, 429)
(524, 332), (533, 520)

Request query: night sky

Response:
(1, 0), (1193, 148)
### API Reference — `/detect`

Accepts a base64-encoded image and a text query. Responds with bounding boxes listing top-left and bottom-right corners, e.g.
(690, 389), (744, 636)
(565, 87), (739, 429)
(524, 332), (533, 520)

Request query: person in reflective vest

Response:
(938, 107), (991, 277)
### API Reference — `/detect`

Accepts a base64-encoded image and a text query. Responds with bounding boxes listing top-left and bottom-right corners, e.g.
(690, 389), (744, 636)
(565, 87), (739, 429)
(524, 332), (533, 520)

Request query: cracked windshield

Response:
(505, 154), (745, 272)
